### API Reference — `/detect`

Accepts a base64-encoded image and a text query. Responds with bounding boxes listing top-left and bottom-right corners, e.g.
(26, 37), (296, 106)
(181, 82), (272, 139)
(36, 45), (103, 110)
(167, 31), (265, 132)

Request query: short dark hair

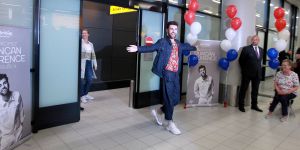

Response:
(82, 28), (89, 34)
(198, 65), (206, 72)
(166, 21), (178, 29)
(0, 74), (8, 81)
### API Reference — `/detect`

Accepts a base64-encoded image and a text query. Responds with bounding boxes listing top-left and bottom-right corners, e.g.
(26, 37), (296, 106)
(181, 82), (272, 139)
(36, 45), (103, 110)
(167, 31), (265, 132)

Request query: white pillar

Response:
(220, 0), (257, 106)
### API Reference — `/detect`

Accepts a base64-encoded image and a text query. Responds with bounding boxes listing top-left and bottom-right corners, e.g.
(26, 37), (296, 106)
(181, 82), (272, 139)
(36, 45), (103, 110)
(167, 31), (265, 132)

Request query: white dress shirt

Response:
(194, 76), (214, 104)
(253, 46), (260, 57)
(0, 91), (24, 150)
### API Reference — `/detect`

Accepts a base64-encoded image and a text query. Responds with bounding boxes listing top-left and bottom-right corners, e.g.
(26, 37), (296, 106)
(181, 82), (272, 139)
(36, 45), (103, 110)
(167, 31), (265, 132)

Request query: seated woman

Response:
(265, 59), (299, 122)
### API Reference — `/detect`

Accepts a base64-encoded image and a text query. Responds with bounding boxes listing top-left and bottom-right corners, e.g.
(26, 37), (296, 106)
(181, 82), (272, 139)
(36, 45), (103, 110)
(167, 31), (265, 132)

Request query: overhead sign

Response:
(110, 5), (137, 15)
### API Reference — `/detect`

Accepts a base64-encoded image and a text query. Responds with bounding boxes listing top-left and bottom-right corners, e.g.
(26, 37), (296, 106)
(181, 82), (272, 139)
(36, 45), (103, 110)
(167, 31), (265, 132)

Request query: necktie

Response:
(254, 46), (259, 58)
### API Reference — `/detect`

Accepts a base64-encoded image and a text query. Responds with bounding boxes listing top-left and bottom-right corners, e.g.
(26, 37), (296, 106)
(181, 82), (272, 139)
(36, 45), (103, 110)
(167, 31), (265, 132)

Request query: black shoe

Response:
(80, 107), (84, 111)
(251, 106), (263, 112)
(239, 107), (245, 112)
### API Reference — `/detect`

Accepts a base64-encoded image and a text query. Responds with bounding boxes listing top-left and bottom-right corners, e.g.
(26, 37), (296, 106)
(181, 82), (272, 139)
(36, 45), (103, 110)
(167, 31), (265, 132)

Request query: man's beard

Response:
(201, 74), (208, 80)
(169, 33), (176, 39)
(0, 88), (9, 96)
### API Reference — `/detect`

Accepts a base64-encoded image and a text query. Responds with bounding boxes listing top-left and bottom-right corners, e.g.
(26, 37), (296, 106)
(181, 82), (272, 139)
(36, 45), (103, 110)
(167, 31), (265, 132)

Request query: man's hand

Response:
(126, 45), (138, 52)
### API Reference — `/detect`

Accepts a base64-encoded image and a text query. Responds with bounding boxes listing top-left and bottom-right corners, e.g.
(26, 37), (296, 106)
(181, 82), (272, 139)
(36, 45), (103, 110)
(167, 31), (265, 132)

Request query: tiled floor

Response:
(16, 79), (300, 150)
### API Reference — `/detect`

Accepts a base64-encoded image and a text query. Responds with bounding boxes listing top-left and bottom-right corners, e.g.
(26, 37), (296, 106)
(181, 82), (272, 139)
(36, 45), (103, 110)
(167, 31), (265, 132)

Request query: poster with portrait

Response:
(0, 26), (31, 150)
(186, 40), (221, 107)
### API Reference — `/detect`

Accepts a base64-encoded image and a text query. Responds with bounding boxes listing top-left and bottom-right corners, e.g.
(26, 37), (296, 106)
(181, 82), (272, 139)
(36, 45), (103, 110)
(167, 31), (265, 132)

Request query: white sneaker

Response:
(265, 113), (272, 119)
(85, 95), (94, 100)
(166, 121), (181, 135)
(151, 109), (163, 126)
(280, 116), (288, 122)
(81, 96), (88, 103)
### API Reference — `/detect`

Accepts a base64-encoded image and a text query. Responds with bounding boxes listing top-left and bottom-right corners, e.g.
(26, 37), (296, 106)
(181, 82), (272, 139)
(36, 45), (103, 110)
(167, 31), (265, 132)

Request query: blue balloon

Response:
(226, 49), (238, 61)
(218, 58), (229, 70)
(267, 48), (278, 60)
(268, 59), (280, 69)
(183, 50), (190, 56)
(188, 54), (199, 67)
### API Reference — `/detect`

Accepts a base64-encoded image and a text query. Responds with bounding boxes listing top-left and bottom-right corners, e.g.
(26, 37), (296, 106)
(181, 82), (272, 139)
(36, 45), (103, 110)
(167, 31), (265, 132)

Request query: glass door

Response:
(134, 10), (163, 108)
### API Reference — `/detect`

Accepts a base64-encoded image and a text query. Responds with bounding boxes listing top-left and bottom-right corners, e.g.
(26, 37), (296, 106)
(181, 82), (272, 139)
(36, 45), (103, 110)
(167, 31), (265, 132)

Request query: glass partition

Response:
(168, 6), (182, 40)
(256, 0), (267, 28)
(284, 2), (291, 49)
(185, 13), (220, 41)
(39, 0), (80, 107)
(295, 10), (300, 51)
(139, 10), (163, 92)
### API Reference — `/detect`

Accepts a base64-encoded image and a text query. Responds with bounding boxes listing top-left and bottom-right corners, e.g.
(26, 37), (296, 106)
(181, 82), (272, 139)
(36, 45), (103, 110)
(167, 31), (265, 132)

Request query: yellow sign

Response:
(110, 5), (137, 15)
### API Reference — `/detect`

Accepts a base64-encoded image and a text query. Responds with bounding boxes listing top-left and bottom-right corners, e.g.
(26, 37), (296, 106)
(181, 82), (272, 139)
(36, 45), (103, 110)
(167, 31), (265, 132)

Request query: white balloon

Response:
(220, 39), (232, 52)
(278, 29), (290, 41)
(225, 28), (236, 41)
(190, 22), (202, 35)
(275, 39), (287, 52)
(186, 33), (198, 45)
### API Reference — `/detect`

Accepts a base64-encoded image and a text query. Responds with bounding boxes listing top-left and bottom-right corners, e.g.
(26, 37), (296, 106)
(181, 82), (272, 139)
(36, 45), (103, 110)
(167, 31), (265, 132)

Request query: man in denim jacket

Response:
(127, 21), (196, 135)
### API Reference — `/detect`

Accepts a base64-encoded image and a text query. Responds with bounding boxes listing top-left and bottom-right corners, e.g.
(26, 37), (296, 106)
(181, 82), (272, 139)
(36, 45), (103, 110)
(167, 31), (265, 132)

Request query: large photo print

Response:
(0, 26), (31, 150)
(186, 40), (221, 107)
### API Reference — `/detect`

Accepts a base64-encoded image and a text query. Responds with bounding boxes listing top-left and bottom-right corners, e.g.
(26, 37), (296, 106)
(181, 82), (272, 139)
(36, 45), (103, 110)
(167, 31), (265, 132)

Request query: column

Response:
(220, 0), (257, 106)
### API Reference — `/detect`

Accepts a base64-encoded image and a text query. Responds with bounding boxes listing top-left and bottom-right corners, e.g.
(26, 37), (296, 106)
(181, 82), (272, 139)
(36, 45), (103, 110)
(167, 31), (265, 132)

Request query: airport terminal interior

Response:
(1, 0), (300, 150)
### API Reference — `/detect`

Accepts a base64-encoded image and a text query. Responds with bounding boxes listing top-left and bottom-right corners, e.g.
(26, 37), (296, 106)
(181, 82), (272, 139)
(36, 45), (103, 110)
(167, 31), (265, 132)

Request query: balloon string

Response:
(224, 68), (229, 103)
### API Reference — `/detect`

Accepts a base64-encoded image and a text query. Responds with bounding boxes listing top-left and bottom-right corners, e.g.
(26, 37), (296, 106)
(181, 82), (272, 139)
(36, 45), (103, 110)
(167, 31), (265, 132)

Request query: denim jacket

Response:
(138, 37), (196, 78)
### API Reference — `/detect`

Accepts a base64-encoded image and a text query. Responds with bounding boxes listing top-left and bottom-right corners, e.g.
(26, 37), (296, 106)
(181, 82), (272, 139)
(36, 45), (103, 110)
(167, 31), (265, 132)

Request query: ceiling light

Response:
(212, 0), (221, 4)
(169, 0), (178, 4)
(203, 10), (213, 14)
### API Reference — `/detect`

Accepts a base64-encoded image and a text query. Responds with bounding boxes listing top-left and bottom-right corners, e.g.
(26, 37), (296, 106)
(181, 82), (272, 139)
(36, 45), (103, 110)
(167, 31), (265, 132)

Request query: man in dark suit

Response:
(126, 21), (196, 135)
(238, 35), (263, 112)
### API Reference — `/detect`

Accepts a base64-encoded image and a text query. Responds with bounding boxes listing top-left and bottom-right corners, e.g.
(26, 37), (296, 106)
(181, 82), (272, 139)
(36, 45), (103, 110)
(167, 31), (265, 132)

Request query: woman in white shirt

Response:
(81, 29), (97, 105)
(265, 59), (299, 122)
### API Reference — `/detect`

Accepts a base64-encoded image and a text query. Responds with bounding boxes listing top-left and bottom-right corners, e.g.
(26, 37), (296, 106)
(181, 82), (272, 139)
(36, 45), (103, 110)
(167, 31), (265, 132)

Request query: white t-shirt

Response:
(0, 91), (24, 150)
(83, 42), (93, 53)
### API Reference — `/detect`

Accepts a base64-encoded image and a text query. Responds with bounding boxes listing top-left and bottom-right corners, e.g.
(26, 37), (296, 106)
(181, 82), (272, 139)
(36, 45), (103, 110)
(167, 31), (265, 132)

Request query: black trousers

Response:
(269, 92), (296, 116)
(161, 70), (180, 121)
(238, 75), (260, 108)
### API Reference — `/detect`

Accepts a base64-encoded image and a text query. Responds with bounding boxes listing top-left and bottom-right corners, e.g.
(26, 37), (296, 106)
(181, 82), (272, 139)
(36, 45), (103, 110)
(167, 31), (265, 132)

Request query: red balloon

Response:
(274, 7), (285, 19)
(226, 5), (237, 18)
(275, 18), (286, 31)
(188, 0), (200, 12)
(184, 11), (195, 25)
(230, 17), (242, 30)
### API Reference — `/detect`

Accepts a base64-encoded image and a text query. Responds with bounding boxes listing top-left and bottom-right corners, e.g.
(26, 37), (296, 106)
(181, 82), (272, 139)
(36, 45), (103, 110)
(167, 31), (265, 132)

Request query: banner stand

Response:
(186, 40), (221, 108)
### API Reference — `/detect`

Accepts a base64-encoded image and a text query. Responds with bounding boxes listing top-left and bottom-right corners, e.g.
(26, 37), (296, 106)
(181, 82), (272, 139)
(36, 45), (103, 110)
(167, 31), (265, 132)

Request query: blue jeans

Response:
(81, 60), (93, 97)
(161, 70), (180, 120)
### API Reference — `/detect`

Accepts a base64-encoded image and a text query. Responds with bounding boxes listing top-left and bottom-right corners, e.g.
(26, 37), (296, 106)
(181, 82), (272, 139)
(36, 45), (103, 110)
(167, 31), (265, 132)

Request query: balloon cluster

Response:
(267, 7), (290, 70)
(267, 48), (280, 69)
(184, 0), (201, 67)
(274, 7), (289, 52)
(218, 5), (241, 71)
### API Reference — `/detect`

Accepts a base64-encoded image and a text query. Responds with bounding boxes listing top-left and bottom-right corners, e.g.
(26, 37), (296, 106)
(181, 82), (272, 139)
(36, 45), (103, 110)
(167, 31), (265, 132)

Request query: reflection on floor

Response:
(17, 78), (300, 150)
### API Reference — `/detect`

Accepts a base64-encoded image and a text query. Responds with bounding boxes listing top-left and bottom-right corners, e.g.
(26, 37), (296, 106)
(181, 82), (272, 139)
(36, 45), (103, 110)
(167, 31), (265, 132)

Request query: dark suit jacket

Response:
(239, 44), (263, 79)
(138, 37), (196, 78)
